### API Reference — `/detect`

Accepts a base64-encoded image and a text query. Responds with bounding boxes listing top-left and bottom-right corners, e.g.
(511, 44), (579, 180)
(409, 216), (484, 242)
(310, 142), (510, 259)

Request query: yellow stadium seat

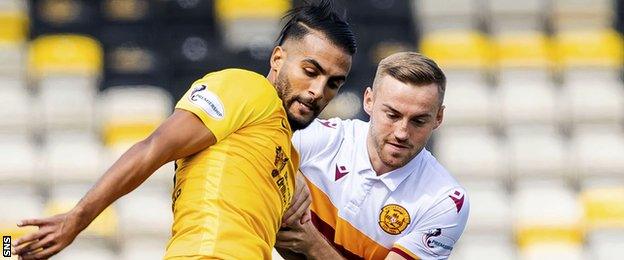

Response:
(581, 187), (624, 230)
(554, 29), (624, 68)
(29, 34), (103, 77)
(514, 182), (584, 248)
(215, 0), (290, 21)
(99, 86), (171, 147)
(44, 200), (118, 238)
(0, 11), (28, 43)
(516, 224), (584, 248)
(420, 30), (493, 70)
(103, 122), (160, 146)
(494, 31), (554, 68)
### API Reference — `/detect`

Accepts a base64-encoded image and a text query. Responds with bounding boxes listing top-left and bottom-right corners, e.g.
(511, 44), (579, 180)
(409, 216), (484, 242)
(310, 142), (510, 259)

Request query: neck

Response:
(266, 70), (277, 88)
(366, 133), (394, 176)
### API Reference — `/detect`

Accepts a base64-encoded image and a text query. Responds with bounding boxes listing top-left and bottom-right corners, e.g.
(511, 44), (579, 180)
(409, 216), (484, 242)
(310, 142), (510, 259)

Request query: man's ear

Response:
(434, 105), (444, 129)
(363, 87), (374, 116)
(270, 46), (286, 73)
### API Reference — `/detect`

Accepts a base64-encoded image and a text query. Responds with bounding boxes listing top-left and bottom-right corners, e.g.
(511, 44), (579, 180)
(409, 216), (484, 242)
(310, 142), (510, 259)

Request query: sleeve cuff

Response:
(391, 244), (420, 260)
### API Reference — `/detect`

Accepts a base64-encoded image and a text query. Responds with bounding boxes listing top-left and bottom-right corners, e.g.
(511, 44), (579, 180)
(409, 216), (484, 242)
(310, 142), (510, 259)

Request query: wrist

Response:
(304, 231), (332, 259)
(69, 205), (93, 231)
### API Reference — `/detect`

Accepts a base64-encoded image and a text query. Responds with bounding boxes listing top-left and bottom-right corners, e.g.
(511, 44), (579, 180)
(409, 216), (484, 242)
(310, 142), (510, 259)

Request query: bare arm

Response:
(275, 220), (345, 260)
(13, 109), (215, 259)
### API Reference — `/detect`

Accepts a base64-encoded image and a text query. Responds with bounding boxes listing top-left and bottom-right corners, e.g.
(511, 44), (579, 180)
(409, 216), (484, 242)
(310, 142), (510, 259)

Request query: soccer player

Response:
(275, 52), (469, 260)
(12, 1), (355, 259)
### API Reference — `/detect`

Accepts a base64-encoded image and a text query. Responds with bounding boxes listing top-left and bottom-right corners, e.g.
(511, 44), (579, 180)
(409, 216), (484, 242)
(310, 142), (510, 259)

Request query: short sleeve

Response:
(175, 70), (275, 141)
(292, 118), (343, 167)
(392, 188), (470, 260)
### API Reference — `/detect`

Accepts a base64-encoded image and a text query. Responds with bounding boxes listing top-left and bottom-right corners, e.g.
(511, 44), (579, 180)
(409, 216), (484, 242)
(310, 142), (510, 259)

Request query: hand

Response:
(13, 211), (84, 260)
(282, 171), (312, 227)
(275, 219), (320, 255)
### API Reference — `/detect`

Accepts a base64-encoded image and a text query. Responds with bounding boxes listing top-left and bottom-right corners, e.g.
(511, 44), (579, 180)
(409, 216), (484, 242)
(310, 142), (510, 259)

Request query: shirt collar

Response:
(353, 122), (426, 192)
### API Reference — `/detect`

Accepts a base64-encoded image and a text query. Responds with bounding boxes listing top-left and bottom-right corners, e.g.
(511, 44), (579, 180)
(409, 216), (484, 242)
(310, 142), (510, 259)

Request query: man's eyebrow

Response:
(382, 104), (432, 119)
(303, 58), (326, 74)
(304, 58), (346, 83)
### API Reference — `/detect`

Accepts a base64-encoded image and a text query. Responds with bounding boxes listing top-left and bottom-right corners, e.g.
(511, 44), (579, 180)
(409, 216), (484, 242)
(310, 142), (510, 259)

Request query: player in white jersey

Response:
(275, 52), (469, 260)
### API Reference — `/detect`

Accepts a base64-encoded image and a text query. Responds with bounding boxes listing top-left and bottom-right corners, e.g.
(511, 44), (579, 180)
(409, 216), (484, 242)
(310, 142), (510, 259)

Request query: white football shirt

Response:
(293, 118), (469, 260)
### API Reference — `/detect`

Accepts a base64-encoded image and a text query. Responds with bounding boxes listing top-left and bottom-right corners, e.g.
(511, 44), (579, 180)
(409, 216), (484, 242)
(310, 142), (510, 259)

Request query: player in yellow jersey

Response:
(13, 0), (355, 259)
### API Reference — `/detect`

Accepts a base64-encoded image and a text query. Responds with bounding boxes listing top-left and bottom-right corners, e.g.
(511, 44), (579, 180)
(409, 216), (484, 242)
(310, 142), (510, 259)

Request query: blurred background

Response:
(0, 0), (623, 259)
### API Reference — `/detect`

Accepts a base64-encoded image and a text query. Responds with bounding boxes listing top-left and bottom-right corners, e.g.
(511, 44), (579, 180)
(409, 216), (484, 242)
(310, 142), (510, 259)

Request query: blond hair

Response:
(372, 52), (446, 104)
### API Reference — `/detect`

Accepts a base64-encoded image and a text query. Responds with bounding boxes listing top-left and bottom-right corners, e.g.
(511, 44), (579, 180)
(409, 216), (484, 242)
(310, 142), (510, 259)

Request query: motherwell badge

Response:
(379, 204), (411, 235)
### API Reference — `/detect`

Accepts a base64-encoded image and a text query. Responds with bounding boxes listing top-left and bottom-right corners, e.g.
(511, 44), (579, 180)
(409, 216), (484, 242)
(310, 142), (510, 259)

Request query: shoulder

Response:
(297, 117), (367, 144)
(293, 118), (368, 166)
(198, 68), (275, 97)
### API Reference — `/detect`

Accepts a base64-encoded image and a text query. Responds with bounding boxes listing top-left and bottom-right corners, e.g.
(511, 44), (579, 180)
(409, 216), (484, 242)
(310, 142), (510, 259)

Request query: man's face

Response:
(364, 75), (444, 172)
(271, 32), (352, 130)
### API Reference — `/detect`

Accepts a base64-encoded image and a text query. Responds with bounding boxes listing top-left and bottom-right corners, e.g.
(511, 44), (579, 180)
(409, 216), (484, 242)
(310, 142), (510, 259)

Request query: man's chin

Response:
(287, 114), (315, 131)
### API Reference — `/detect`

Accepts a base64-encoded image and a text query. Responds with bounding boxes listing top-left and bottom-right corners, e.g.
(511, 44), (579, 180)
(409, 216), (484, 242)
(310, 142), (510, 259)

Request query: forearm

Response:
(72, 138), (168, 230)
(302, 228), (345, 260)
(306, 236), (345, 260)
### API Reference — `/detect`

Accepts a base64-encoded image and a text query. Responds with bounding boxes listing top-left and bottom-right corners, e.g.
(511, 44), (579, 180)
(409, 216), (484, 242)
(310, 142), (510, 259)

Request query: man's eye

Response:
(412, 120), (426, 126)
(386, 113), (399, 119)
(304, 69), (316, 77)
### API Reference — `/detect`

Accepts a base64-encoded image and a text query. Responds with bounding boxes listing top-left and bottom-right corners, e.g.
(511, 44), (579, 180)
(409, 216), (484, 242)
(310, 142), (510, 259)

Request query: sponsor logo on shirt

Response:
(188, 84), (225, 120)
(272, 146), (292, 211)
(335, 164), (349, 181)
(448, 190), (465, 213)
(379, 204), (411, 235)
(422, 228), (455, 256)
(317, 119), (337, 128)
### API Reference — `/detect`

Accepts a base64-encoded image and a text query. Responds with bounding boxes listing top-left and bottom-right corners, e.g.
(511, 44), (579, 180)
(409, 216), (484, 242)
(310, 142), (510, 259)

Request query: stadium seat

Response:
(0, 3), (28, 76)
(120, 236), (169, 260)
(462, 180), (511, 233)
(494, 31), (554, 69)
(561, 81), (624, 126)
(552, 0), (615, 30)
(352, 22), (417, 66)
(0, 86), (32, 135)
(0, 1), (28, 42)
(434, 127), (508, 180)
(343, 0), (413, 24)
(165, 0), (215, 23)
(420, 30), (493, 70)
(514, 180), (583, 249)
(414, 0), (480, 33)
(571, 126), (624, 178)
(487, 0), (548, 33)
(118, 187), (172, 237)
(0, 134), (38, 184)
(580, 183), (624, 230)
(554, 29), (624, 69)
(498, 79), (560, 127)
(43, 132), (103, 184)
(29, 0), (100, 37)
(37, 76), (97, 131)
(100, 0), (158, 24)
(586, 229), (624, 260)
(442, 79), (495, 127)
(216, 0), (290, 51)
(452, 233), (516, 260)
(507, 127), (569, 180)
(519, 242), (586, 260)
(29, 34), (103, 78)
(99, 85), (172, 147)
(99, 25), (167, 80)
